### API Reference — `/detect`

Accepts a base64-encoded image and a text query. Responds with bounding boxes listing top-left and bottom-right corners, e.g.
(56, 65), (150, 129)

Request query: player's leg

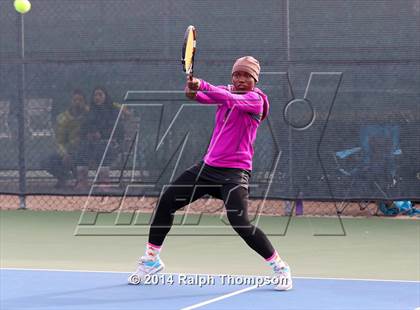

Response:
(221, 184), (293, 290)
(148, 171), (214, 245)
(128, 170), (212, 284)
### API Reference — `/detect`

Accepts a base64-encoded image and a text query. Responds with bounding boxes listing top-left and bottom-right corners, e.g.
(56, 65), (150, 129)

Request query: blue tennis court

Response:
(1, 269), (418, 310)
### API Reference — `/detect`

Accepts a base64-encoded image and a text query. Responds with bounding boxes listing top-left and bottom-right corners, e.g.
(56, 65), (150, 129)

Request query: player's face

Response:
(232, 71), (256, 93)
(93, 89), (106, 105)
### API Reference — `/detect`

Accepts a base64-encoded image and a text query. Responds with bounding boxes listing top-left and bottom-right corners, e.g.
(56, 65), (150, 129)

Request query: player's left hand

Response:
(185, 86), (197, 100)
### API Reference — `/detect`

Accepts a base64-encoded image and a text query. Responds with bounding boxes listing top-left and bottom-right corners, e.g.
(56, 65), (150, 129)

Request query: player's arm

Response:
(193, 78), (263, 114)
(185, 78), (214, 104)
(185, 87), (214, 104)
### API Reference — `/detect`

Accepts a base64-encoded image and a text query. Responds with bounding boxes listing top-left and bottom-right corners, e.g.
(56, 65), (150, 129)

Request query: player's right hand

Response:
(187, 77), (200, 91)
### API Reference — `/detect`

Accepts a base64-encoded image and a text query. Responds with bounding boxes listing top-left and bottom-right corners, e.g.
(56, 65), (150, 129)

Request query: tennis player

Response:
(129, 56), (292, 290)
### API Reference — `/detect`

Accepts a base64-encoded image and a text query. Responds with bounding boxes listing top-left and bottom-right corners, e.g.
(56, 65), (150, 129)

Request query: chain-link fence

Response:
(0, 0), (419, 214)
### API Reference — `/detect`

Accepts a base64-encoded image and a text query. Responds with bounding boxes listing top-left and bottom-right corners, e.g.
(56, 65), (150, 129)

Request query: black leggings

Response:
(148, 170), (275, 259)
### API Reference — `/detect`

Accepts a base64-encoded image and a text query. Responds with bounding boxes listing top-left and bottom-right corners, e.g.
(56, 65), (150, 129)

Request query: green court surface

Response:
(1, 210), (419, 281)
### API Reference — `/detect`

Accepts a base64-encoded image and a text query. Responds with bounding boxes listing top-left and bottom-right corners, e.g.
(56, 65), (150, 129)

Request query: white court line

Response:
(1, 267), (419, 283)
(180, 284), (261, 310)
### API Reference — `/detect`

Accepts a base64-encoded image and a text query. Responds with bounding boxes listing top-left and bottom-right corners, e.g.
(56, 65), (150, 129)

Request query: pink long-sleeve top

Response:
(195, 79), (269, 171)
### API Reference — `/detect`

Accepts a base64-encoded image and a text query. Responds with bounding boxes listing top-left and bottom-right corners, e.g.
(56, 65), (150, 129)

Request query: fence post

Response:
(16, 13), (26, 209)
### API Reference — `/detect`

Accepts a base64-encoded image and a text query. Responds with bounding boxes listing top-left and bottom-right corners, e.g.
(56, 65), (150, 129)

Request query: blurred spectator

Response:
(76, 87), (124, 189)
(45, 90), (89, 188)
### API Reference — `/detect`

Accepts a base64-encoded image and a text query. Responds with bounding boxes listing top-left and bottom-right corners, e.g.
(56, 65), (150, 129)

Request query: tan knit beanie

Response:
(231, 56), (261, 82)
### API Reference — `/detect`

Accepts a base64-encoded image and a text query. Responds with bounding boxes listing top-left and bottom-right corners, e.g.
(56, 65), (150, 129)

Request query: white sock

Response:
(266, 251), (284, 273)
(145, 242), (161, 260)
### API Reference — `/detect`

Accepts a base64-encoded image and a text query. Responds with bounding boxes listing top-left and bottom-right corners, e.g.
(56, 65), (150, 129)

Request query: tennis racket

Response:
(181, 25), (197, 81)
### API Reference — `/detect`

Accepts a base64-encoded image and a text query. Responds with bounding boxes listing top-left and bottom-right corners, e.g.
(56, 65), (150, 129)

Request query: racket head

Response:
(182, 25), (196, 76)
